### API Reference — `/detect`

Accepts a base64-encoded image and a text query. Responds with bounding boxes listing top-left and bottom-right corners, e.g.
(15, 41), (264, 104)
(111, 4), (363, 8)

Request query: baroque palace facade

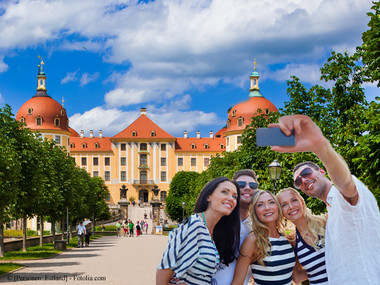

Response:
(16, 63), (277, 215)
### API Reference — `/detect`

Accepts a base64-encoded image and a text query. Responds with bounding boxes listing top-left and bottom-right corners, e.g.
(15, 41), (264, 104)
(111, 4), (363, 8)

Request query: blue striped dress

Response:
(295, 228), (328, 284)
(157, 214), (219, 285)
(250, 235), (296, 285)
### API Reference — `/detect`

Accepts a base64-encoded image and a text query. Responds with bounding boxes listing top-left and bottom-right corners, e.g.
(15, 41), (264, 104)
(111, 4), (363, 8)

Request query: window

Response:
(106, 193), (110, 201)
(204, 144), (209, 149)
(140, 154), (147, 166)
(238, 117), (244, 127)
(27, 108), (33, 115)
(93, 171), (99, 177)
(265, 108), (270, 115)
(121, 143), (126, 151)
(104, 171), (110, 181)
(140, 171), (147, 183)
(191, 143), (196, 149)
(160, 191), (167, 202)
(140, 143), (147, 151)
(204, 158), (210, 166)
(227, 138), (229, 146)
(61, 109), (65, 116)
(227, 119), (231, 128)
(94, 143), (100, 149)
(81, 157), (87, 166)
(54, 118), (60, 127)
(161, 157), (166, 166)
(82, 143), (87, 149)
(93, 157), (99, 166)
(105, 157), (110, 166)
(151, 131), (156, 137)
(55, 135), (60, 144)
(120, 157), (126, 166)
(161, 171), (166, 182)
(191, 158), (196, 166)
(232, 110), (236, 117)
(36, 117), (42, 126)
(237, 136), (242, 144)
(120, 171), (126, 182)
(20, 117), (25, 123)
(132, 131), (137, 136)
(70, 143), (75, 148)
(178, 157), (183, 166)
(220, 144), (225, 150)
(161, 144), (166, 151)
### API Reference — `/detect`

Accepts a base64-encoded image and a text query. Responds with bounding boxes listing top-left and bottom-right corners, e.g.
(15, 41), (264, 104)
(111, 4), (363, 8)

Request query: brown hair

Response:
(233, 169), (258, 181)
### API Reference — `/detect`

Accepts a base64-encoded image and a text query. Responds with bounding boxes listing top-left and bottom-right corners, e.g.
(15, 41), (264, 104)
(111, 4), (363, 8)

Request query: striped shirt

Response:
(295, 228), (328, 284)
(158, 214), (219, 285)
(250, 235), (295, 285)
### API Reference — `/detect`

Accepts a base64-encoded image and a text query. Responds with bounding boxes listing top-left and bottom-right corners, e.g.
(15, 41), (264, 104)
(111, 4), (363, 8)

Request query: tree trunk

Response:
(51, 217), (56, 241)
(0, 215), (4, 257)
(22, 215), (27, 252)
(39, 215), (44, 247)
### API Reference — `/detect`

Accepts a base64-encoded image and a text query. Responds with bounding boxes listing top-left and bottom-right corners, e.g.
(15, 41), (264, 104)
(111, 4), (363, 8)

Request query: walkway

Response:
(0, 234), (169, 284)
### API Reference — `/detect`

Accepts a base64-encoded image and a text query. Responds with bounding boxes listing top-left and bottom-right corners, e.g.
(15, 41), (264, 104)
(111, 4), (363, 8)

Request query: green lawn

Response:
(0, 263), (24, 275)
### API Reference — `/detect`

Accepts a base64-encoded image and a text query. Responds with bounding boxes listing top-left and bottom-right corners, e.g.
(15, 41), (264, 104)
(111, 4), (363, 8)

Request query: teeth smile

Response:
(264, 213), (274, 217)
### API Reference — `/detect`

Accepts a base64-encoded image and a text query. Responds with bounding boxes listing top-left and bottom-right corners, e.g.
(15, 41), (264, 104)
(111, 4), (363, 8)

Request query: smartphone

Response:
(256, 127), (295, 147)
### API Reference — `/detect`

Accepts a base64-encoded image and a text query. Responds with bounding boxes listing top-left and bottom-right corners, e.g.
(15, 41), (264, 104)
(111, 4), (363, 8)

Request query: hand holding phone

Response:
(256, 127), (295, 147)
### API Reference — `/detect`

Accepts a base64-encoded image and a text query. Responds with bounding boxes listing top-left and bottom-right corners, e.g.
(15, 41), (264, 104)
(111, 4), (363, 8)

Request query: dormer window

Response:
(220, 144), (225, 149)
(27, 108), (33, 115)
(94, 143), (100, 149)
(36, 116), (42, 126)
(191, 143), (196, 149)
(265, 108), (270, 115)
(204, 144), (210, 149)
(54, 118), (60, 127)
(238, 117), (244, 127)
(70, 143), (75, 148)
(151, 131), (156, 137)
(61, 109), (65, 116)
(231, 110), (236, 117)
(132, 131), (137, 137)
(82, 143), (87, 149)
(20, 116), (25, 123)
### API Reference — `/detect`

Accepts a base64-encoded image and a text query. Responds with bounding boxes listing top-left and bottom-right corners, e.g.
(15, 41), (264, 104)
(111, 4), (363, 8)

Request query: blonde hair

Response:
(249, 190), (285, 266)
(277, 187), (327, 249)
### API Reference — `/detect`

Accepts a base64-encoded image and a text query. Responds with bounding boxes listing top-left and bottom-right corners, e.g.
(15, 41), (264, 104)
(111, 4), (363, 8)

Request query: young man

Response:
(271, 114), (380, 284)
(212, 169), (258, 285)
(76, 221), (86, 248)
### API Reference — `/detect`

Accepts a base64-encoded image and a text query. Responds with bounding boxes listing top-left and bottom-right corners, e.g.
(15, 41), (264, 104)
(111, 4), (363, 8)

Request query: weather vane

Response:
(62, 97), (65, 107)
(253, 58), (257, 71)
(38, 55), (45, 73)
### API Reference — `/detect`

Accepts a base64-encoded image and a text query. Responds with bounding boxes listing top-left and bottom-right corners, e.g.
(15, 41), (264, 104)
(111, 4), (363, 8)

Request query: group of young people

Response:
(116, 219), (149, 237)
(156, 115), (380, 285)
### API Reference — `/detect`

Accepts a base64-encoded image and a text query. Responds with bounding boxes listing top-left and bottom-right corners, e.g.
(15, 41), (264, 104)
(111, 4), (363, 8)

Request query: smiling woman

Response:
(156, 177), (241, 285)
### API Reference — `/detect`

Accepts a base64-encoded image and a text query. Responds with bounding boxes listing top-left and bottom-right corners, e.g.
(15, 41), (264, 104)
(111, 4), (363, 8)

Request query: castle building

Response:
(16, 61), (278, 215)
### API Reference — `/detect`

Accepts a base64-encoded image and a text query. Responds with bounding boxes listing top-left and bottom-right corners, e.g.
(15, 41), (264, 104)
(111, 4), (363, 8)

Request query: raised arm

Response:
(231, 233), (257, 285)
(269, 115), (357, 204)
(156, 268), (174, 285)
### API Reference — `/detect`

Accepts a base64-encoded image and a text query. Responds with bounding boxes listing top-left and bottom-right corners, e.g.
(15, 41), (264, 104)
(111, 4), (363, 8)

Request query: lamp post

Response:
(268, 160), (282, 194)
(182, 202), (186, 223)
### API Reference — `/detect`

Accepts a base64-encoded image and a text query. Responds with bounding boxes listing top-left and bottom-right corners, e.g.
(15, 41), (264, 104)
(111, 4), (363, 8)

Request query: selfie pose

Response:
(277, 187), (328, 284)
(231, 190), (295, 285)
(270, 114), (380, 284)
(156, 177), (241, 285)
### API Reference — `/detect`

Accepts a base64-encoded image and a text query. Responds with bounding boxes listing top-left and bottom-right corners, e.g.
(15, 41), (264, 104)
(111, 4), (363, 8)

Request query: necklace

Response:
(201, 212), (220, 265)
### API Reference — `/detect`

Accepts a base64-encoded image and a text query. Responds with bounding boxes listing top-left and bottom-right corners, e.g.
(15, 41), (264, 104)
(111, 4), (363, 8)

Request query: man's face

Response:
(235, 175), (258, 206)
(293, 166), (327, 199)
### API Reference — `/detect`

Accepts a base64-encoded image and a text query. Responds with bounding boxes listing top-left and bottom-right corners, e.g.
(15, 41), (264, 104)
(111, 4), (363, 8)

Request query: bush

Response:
(95, 225), (116, 231)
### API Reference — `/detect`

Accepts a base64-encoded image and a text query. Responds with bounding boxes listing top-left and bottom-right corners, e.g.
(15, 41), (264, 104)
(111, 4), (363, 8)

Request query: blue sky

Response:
(0, 0), (377, 137)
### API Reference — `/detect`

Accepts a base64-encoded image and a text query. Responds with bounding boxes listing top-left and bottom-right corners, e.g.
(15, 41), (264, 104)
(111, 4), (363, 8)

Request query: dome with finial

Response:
(224, 60), (278, 134)
(16, 58), (70, 133)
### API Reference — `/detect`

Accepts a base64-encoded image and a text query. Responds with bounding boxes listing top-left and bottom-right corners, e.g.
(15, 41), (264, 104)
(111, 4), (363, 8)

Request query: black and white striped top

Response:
(250, 235), (295, 285)
(158, 214), (219, 285)
(295, 228), (328, 284)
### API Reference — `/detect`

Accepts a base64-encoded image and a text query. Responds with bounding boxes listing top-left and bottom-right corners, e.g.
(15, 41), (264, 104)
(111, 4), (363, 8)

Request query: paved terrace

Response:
(0, 234), (169, 284)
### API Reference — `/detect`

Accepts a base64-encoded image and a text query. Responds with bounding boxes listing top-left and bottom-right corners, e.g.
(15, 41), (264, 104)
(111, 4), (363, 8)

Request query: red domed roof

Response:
(16, 92), (70, 133)
(226, 97), (278, 132)
(69, 127), (80, 137)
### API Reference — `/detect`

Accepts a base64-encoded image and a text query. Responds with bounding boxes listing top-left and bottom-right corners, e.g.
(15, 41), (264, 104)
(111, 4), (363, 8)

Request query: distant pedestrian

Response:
(76, 221), (86, 248)
(123, 220), (128, 237)
(144, 221), (148, 234)
(101, 224), (105, 231)
(85, 224), (91, 247)
(144, 212), (147, 219)
(116, 221), (121, 237)
(129, 220), (134, 237)
(136, 221), (141, 237)
(140, 221), (144, 234)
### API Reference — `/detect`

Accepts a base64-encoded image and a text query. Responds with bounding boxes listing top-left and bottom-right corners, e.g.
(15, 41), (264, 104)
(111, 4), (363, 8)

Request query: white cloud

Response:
(0, 93), (4, 105)
(0, 55), (8, 73)
(267, 64), (322, 84)
(61, 70), (79, 84)
(80, 72), (99, 86)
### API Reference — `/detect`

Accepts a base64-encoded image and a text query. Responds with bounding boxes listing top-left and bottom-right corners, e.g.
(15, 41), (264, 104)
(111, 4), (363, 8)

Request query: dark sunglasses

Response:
(294, 167), (313, 189)
(237, 181), (259, 190)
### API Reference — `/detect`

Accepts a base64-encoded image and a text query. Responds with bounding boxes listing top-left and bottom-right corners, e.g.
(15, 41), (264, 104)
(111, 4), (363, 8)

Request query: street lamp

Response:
(152, 185), (160, 200)
(181, 202), (186, 223)
(268, 160), (282, 194)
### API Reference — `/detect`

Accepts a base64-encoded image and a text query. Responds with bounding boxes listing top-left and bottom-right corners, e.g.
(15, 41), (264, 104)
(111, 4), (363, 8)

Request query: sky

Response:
(0, 0), (377, 138)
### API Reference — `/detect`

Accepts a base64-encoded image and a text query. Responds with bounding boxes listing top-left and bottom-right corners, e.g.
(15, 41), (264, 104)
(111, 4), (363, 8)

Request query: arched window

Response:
(227, 119), (231, 128)
(204, 144), (210, 149)
(238, 117), (244, 127)
(132, 131), (137, 137)
(20, 117), (25, 123)
(151, 131), (156, 137)
(61, 109), (65, 116)
(265, 108), (270, 115)
(82, 143), (87, 149)
(140, 143), (147, 151)
(220, 144), (225, 149)
(36, 117), (42, 126)
(70, 143), (75, 148)
(94, 143), (100, 149)
(54, 118), (60, 127)
(191, 143), (196, 149)
(27, 108), (33, 115)
(231, 110), (236, 117)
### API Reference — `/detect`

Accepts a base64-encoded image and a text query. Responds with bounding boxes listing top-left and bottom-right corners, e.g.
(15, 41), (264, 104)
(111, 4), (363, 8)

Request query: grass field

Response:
(0, 263), (24, 275)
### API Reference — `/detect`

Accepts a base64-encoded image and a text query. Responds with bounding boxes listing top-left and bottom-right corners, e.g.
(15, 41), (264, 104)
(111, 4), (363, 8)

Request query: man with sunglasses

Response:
(270, 114), (380, 285)
(213, 169), (258, 285)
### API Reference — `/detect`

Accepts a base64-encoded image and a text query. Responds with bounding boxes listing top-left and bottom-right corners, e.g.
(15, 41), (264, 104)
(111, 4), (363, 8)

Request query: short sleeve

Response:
(157, 215), (203, 278)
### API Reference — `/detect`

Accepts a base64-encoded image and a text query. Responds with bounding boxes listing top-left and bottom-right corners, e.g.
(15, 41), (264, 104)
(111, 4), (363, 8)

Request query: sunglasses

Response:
(237, 181), (259, 190)
(294, 167), (312, 189)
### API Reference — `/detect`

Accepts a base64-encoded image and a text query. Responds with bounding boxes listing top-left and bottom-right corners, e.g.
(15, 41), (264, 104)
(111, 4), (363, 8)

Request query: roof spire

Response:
(62, 97), (65, 107)
(34, 56), (49, 97)
(249, 58), (263, 98)
(253, 58), (257, 71)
